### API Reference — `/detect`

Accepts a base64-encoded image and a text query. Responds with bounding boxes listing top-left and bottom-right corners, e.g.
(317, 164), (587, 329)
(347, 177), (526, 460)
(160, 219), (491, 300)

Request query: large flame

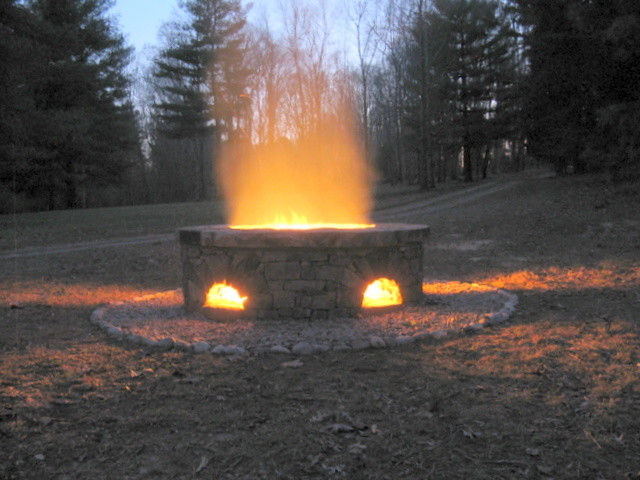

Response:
(204, 282), (247, 310)
(362, 278), (403, 308)
(215, 33), (375, 231)
(231, 211), (374, 230)
(218, 113), (374, 229)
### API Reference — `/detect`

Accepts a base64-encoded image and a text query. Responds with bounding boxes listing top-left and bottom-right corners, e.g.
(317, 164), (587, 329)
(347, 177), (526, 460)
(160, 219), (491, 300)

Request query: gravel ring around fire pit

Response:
(90, 281), (518, 355)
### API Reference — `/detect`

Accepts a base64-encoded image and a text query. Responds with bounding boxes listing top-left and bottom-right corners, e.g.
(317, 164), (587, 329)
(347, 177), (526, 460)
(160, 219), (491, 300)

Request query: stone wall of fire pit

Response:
(179, 224), (429, 320)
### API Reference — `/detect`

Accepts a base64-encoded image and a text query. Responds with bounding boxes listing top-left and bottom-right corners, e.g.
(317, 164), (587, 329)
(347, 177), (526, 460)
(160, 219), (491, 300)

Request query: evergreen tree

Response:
(394, 0), (516, 185)
(580, 0), (640, 181)
(515, 0), (640, 180)
(20, 0), (138, 209)
(431, 0), (514, 182)
(152, 0), (248, 200)
(366, 0), (522, 187)
(514, 0), (598, 175)
(403, 0), (439, 189)
(0, 1), (44, 210)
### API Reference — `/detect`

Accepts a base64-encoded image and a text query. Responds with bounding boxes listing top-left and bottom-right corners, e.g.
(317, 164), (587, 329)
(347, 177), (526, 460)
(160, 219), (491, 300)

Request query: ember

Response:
(362, 278), (403, 308)
(204, 282), (247, 310)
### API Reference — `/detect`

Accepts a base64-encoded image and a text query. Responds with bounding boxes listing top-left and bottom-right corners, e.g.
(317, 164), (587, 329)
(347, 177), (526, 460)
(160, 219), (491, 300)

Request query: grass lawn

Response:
(0, 178), (474, 251)
(1, 170), (639, 479)
(0, 200), (223, 251)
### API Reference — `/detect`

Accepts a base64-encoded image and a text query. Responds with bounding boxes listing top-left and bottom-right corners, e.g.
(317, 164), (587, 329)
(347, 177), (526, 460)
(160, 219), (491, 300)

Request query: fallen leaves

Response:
(129, 367), (154, 378)
(310, 410), (379, 437)
(280, 359), (304, 368)
(327, 423), (354, 434)
(583, 428), (602, 449)
(526, 447), (541, 457)
(194, 456), (210, 474)
(2, 175), (640, 480)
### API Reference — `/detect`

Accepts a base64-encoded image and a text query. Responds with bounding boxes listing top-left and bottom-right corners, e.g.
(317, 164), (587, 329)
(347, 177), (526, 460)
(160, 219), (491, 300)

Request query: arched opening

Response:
(361, 278), (403, 308)
(204, 281), (248, 310)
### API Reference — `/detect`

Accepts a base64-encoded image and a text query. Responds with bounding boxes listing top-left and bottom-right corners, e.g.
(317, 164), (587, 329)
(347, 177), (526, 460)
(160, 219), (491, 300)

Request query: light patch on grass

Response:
(0, 280), (156, 307)
(479, 264), (640, 291)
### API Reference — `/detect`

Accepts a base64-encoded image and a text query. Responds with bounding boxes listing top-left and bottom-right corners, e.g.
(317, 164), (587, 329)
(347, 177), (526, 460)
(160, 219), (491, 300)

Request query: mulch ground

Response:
(93, 281), (514, 353)
(1, 171), (639, 480)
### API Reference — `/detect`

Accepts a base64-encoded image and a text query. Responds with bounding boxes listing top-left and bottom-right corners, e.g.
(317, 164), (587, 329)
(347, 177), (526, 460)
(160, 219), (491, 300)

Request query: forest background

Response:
(1, 0), (639, 213)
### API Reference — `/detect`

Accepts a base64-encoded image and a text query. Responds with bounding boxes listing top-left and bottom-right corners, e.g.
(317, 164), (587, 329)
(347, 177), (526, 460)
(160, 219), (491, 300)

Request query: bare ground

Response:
(94, 281), (513, 351)
(1, 170), (640, 480)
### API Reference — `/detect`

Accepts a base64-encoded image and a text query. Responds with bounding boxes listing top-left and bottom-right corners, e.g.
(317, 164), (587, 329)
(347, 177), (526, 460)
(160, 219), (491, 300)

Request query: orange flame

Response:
(231, 211), (374, 230)
(217, 77), (375, 230)
(219, 123), (374, 229)
(204, 282), (247, 310)
(362, 278), (403, 308)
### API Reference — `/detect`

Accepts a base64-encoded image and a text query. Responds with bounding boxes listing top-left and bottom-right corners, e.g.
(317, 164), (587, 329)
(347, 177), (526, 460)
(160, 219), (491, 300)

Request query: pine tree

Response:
(0, 1), (44, 210)
(393, 0), (518, 186)
(580, 0), (640, 181)
(152, 0), (248, 200)
(514, 0), (640, 180)
(514, 0), (598, 175)
(13, 0), (138, 210)
(431, 0), (514, 182)
(404, 0), (439, 189)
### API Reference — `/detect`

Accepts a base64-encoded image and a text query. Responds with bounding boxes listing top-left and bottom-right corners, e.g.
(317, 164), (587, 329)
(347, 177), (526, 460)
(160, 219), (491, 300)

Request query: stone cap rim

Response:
(178, 223), (429, 248)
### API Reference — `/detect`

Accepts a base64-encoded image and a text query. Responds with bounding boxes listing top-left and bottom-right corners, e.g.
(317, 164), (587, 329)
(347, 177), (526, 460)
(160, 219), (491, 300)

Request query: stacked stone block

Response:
(179, 224), (429, 320)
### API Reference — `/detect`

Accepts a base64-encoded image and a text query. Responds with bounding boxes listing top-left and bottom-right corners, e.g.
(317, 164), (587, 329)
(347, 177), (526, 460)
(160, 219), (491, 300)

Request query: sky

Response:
(111, 0), (286, 59)
(110, 0), (355, 63)
(111, 0), (180, 56)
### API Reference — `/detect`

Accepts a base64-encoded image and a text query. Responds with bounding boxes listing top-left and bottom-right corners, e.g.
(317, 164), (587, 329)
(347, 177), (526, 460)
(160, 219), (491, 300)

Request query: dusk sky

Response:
(111, 0), (180, 54)
(111, 0), (293, 57)
(111, 0), (355, 65)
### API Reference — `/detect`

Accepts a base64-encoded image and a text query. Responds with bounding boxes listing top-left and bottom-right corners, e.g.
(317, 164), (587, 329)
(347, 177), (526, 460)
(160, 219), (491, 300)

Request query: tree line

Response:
(1, 0), (639, 213)
(0, 0), (138, 211)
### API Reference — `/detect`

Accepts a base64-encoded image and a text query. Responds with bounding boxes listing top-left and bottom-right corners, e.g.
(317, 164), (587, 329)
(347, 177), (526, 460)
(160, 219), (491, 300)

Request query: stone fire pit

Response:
(179, 223), (429, 320)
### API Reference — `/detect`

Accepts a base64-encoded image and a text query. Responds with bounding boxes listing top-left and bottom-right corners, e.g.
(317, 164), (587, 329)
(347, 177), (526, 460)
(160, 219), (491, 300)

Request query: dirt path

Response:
(374, 179), (520, 220)
(0, 233), (173, 260)
(0, 178), (523, 260)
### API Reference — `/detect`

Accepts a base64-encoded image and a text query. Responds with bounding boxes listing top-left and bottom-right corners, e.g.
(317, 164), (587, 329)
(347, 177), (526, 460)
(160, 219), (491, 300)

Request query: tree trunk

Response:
(64, 158), (77, 209)
(460, 32), (472, 183)
(481, 142), (491, 179)
(48, 188), (56, 211)
(188, 136), (208, 201)
(463, 141), (473, 182)
(411, 0), (430, 190)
